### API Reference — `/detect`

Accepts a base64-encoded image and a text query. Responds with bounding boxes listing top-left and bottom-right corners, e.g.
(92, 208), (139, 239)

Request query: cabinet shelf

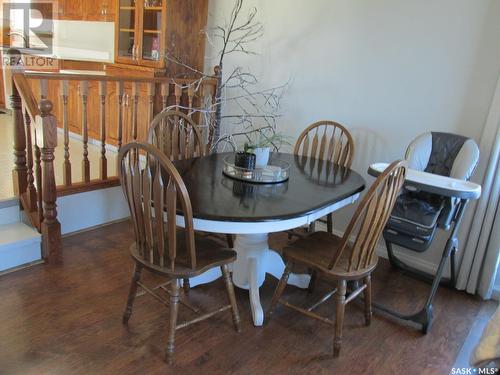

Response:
(144, 7), (162, 11)
(143, 30), (161, 34)
(119, 6), (135, 10)
(119, 28), (135, 32)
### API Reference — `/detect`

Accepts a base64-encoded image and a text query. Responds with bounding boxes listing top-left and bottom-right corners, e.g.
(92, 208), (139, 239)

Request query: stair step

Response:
(0, 222), (41, 272)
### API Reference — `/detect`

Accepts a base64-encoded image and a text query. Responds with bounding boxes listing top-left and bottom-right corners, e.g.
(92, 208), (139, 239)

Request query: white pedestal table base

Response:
(188, 233), (310, 326)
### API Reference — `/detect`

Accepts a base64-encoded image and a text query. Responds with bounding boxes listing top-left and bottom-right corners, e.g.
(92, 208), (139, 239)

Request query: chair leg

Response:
(165, 280), (180, 365)
(226, 234), (234, 248)
(221, 264), (242, 332)
(183, 278), (190, 294)
(363, 275), (372, 326)
(327, 213), (333, 234)
(268, 261), (292, 317)
(333, 279), (347, 357)
(308, 270), (318, 293)
(122, 262), (143, 324)
(308, 222), (316, 233)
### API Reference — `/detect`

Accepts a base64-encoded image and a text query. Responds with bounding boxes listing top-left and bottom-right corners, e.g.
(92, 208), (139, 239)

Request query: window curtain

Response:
(456, 75), (500, 299)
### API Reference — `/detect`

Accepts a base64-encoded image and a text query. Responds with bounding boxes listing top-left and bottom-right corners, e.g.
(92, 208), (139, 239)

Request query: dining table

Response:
(172, 152), (366, 326)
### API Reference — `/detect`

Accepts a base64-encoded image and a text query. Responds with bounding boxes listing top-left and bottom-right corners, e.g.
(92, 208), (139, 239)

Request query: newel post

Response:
(35, 99), (62, 264)
(6, 48), (28, 196)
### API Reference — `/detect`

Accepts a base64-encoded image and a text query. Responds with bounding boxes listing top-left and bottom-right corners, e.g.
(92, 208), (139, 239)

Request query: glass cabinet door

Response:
(139, 0), (164, 67)
(117, 0), (138, 63)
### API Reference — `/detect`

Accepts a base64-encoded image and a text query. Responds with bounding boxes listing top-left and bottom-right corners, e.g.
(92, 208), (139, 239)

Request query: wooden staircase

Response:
(0, 198), (41, 273)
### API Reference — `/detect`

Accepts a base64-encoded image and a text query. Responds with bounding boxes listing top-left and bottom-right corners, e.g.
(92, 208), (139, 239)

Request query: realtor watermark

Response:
(2, 1), (57, 71)
(450, 367), (499, 375)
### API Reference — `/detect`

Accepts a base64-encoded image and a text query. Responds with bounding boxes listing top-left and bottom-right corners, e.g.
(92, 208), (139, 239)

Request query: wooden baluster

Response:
(11, 77), (28, 196)
(24, 111), (38, 213)
(161, 82), (169, 109)
(35, 99), (62, 264)
(35, 142), (43, 226)
(40, 79), (48, 100)
(61, 80), (71, 186)
(174, 84), (182, 108)
(173, 85), (182, 159)
(121, 89), (129, 145)
(187, 85), (195, 115)
(148, 82), (155, 126)
(117, 81), (124, 151)
(187, 85), (196, 156)
(80, 81), (90, 183)
(99, 81), (107, 180)
(132, 82), (139, 141)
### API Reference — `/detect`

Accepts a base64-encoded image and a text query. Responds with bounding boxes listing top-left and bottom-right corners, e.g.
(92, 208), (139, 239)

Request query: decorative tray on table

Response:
(222, 154), (290, 184)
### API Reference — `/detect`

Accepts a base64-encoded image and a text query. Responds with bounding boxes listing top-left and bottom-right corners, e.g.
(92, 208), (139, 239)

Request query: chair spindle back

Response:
(148, 110), (204, 161)
(118, 142), (197, 271)
(294, 121), (355, 168)
(329, 160), (407, 272)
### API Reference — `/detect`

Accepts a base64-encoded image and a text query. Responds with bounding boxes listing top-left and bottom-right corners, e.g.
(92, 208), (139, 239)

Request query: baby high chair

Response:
(368, 132), (481, 333)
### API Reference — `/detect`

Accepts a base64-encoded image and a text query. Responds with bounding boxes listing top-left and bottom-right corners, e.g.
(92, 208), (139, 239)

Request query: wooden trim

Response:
(56, 177), (120, 197)
(60, 60), (105, 72)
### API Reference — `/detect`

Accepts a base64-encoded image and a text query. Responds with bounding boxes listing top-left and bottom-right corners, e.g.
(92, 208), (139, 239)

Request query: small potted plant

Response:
(244, 130), (290, 168)
(234, 149), (256, 170)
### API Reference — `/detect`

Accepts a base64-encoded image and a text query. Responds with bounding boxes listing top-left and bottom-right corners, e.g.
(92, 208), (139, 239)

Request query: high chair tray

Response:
(368, 163), (481, 200)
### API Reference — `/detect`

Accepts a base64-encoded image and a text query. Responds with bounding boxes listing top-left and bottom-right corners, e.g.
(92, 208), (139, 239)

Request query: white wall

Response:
(205, 0), (500, 271)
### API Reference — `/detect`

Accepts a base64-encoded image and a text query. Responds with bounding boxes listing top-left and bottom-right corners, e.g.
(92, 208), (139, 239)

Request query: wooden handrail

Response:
(13, 74), (41, 120)
(23, 72), (218, 86)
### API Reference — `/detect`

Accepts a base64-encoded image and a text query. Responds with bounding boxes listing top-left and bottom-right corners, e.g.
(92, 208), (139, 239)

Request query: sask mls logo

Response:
(3, 0), (54, 55)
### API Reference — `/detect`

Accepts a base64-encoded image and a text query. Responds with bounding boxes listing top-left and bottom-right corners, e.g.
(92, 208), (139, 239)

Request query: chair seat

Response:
(283, 231), (378, 280)
(130, 230), (236, 278)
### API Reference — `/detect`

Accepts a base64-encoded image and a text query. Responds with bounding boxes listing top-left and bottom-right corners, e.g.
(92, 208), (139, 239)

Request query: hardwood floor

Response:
(0, 221), (489, 374)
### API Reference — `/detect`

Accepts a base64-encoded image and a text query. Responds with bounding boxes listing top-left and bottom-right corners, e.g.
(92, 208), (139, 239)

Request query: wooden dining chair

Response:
(118, 142), (241, 364)
(148, 109), (234, 263)
(268, 160), (407, 357)
(293, 120), (355, 235)
(148, 109), (205, 161)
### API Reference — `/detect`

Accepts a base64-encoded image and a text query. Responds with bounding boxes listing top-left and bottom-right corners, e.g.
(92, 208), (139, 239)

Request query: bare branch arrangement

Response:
(164, 0), (289, 152)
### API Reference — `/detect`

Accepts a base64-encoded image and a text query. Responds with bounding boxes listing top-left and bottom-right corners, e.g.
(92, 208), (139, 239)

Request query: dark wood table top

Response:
(173, 152), (365, 222)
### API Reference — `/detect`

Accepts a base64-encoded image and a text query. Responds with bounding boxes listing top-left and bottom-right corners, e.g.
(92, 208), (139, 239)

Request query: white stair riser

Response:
(0, 239), (41, 272)
(0, 205), (20, 225)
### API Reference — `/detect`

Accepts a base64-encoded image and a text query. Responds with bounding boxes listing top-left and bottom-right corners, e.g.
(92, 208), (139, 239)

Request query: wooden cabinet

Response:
(58, 0), (83, 20)
(115, 0), (208, 76)
(58, 0), (115, 22)
(84, 0), (116, 22)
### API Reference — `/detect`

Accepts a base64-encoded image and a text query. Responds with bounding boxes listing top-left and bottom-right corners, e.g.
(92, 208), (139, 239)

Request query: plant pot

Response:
(234, 152), (256, 170)
(254, 147), (270, 168)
